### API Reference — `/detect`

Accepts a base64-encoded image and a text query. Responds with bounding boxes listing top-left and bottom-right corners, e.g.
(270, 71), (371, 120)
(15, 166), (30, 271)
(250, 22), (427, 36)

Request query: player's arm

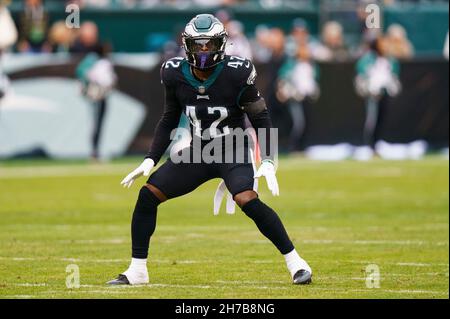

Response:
(235, 60), (275, 163)
(144, 85), (182, 164)
(239, 85), (274, 162)
(239, 84), (279, 196)
(121, 80), (181, 188)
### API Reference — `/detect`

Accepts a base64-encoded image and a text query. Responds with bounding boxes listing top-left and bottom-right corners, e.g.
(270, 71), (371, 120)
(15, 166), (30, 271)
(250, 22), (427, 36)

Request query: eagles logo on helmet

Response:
(182, 14), (228, 70)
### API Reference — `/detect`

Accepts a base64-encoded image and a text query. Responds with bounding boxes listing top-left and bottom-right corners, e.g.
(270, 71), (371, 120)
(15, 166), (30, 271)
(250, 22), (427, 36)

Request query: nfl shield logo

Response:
(198, 86), (206, 94)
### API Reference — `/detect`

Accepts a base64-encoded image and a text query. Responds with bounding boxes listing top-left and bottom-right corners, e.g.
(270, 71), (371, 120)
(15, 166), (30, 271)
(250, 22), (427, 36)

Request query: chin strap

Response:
(199, 53), (208, 69)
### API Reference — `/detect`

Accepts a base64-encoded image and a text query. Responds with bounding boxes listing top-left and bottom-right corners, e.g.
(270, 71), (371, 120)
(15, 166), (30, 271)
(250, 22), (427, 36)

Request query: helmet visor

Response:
(185, 37), (224, 54)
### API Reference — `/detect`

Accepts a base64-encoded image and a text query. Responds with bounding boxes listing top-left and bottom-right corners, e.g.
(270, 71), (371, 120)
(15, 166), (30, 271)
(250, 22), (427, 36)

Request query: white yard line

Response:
(302, 239), (448, 246)
(6, 238), (447, 247)
(1, 256), (448, 268)
(231, 239), (449, 246)
(345, 260), (449, 267)
(58, 239), (127, 244)
(29, 286), (450, 296)
(2, 281), (447, 297)
(12, 283), (47, 287)
(0, 164), (133, 179)
(396, 262), (449, 267)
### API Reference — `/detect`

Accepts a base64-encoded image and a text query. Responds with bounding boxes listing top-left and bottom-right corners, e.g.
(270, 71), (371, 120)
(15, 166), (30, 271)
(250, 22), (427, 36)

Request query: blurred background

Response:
(0, 0), (448, 162)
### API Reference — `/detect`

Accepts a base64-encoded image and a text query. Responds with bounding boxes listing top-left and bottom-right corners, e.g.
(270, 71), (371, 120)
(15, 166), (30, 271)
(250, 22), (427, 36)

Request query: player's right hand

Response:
(120, 158), (155, 188)
(254, 160), (280, 196)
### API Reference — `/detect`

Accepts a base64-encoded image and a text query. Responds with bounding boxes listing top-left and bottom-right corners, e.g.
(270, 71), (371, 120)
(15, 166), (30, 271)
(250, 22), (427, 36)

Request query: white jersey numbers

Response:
(186, 106), (230, 138)
(227, 56), (246, 69)
(208, 107), (231, 138)
(165, 58), (183, 69)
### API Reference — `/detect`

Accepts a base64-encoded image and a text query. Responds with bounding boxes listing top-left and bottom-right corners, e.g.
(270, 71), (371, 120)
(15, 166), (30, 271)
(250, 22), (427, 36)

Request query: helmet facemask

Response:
(183, 35), (227, 70)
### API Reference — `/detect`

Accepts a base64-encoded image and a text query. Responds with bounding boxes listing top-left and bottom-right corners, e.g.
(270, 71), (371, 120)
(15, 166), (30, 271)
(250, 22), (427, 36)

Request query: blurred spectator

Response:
(215, 8), (232, 24)
(70, 21), (100, 54)
(161, 40), (183, 61)
(266, 28), (287, 68)
(354, 0), (382, 58)
(355, 37), (401, 151)
(76, 43), (117, 161)
(48, 21), (76, 53)
(77, 0), (111, 7)
(285, 17), (325, 61)
(0, 1), (18, 52)
(72, 21), (114, 161)
(285, 17), (310, 57)
(0, 0), (17, 103)
(215, 9), (253, 60)
(0, 71), (9, 101)
(252, 24), (286, 63)
(356, 37), (401, 99)
(276, 42), (319, 152)
(17, 0), (50, 53)
(193, 0), (239, 6)
(384, 24), (414, 59)
(225, 20), (253, 60)
(0, 48), (10, 101)
(314, 21), (349, 62)
(251, 24), (273, 63)
(258, 27), (290, 139)
(354, 28), (380, 57)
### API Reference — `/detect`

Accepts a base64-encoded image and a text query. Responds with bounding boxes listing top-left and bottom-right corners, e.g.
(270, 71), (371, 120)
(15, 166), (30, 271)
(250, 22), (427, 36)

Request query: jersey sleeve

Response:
(231, 58), (259, 108)
(236, 58), (258, 88)
(145, 61), (182, 164)
(233, 60), (275, 163)
(160, 60), (175, 87)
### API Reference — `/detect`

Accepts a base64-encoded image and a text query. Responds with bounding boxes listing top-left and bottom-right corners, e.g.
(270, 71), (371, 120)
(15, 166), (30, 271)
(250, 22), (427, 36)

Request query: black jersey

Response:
(146, 55), (273, 164)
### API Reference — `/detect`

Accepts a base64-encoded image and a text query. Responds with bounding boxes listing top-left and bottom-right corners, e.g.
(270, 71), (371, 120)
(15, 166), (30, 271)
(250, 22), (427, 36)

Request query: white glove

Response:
(254, 160), (279, 196)
(213, 180), (236, 215)
(120, 158), (155, 188)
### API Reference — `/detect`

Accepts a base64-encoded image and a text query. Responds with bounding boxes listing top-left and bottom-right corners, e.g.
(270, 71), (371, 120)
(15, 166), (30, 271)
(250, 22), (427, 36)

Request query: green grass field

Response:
(0, 156), (448, 299)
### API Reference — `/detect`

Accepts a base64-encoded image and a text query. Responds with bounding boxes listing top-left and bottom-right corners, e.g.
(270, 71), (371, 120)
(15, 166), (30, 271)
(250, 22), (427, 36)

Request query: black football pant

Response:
(130, 157), (295, 259)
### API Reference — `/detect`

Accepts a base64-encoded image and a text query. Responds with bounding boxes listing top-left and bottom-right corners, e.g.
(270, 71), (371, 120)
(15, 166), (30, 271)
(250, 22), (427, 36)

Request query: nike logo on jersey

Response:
(245, 61), (251, 68)
(197, 95), (210, 100)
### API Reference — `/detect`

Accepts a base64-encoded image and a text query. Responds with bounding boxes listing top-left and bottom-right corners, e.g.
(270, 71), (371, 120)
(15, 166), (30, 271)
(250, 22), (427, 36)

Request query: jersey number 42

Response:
(186, 106), (230, 138)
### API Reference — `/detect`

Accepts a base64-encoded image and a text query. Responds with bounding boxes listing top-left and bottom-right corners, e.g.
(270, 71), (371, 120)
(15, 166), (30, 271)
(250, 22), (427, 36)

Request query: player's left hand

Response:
(254, 160), (279, 196)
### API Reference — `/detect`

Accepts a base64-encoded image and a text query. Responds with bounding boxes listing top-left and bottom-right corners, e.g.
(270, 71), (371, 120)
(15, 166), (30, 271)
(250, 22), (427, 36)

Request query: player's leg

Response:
(372, 95), (388, 147)
(91, 98), (107, 160)
(221, 163), (312, 285)
(108, 160), (216, 285)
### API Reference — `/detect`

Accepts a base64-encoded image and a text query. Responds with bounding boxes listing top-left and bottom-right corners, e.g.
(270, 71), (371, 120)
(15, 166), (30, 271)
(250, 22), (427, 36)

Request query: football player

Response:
(107, 14), (312, 285)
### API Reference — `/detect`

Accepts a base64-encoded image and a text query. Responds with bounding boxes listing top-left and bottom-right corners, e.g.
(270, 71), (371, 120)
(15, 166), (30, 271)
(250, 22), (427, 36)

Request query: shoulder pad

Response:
(160, 57), (185, 86)
(225, 55), (257, 86)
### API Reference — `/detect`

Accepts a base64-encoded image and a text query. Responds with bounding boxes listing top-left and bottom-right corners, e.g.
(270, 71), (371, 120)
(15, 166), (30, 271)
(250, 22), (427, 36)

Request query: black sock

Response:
(242, 198), (294, 255)
(131, 186), (161, 259)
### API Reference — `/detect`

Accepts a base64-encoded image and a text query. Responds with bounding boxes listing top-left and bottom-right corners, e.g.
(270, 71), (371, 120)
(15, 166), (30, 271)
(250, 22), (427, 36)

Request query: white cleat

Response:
(107, 269), (149, 285)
